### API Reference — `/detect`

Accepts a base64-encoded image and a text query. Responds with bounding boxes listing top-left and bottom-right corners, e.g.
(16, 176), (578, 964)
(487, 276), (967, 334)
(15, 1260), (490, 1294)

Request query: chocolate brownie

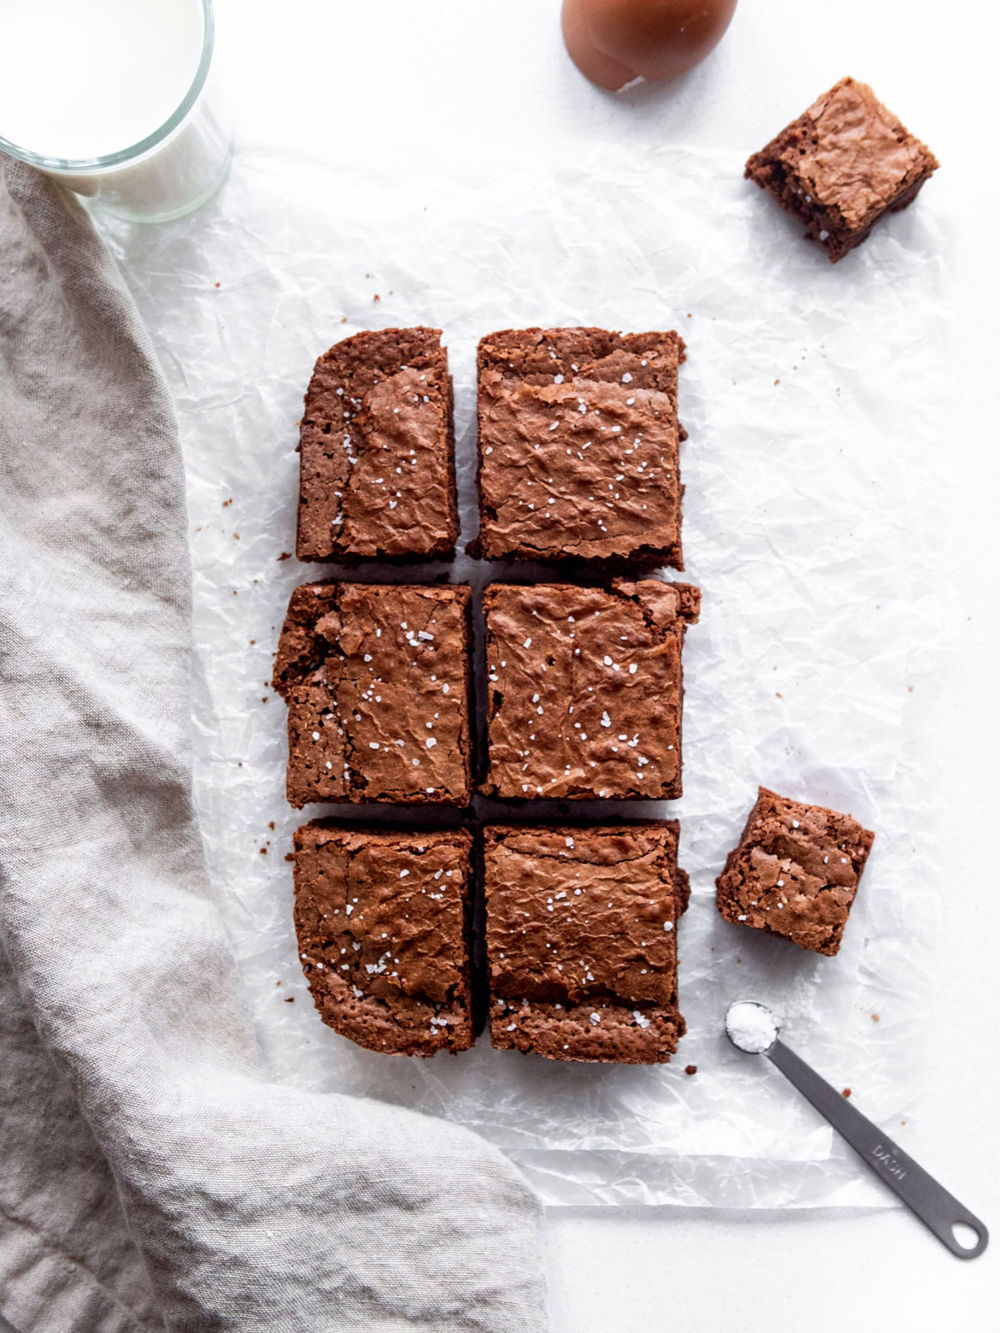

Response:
(474, 327), (686, 568)
(484, 823), (688, 1063)
(294, 824), (474, 1055)
(716, 787), (875, 956)
(481, 579), (700, 800)
(745, 77), (939, 263)
(296, 328), (458, 560)
(272, 582), (472, 807)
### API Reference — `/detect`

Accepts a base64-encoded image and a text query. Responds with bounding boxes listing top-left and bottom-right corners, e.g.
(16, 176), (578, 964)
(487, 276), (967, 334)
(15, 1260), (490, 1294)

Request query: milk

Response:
(0, 0), (231, 221)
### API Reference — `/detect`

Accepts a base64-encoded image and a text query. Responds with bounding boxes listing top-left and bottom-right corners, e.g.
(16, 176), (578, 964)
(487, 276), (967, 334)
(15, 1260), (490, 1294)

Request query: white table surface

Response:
(197, 2), (999, 1327)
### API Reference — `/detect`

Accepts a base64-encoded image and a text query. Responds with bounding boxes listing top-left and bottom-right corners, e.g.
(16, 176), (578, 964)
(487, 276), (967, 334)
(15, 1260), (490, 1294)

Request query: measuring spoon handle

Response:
(768, 1038), (988, 1259)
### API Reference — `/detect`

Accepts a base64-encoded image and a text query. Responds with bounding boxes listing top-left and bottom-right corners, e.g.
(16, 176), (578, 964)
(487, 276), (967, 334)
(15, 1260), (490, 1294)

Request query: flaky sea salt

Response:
(725, 1002), (778, 1054)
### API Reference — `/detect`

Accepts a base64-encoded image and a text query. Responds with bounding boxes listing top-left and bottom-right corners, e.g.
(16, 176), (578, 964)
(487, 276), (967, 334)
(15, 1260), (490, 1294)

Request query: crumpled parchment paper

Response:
(100, 138), (950, 1208)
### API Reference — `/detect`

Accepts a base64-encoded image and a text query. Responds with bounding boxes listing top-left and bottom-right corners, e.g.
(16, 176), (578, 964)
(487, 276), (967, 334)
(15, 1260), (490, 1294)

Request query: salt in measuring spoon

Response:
(724, 1001), (988, 1259)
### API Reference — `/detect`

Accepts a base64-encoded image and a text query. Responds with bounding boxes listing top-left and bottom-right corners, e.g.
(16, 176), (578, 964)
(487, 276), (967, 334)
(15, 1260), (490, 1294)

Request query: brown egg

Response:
(562, 0), (738, 90)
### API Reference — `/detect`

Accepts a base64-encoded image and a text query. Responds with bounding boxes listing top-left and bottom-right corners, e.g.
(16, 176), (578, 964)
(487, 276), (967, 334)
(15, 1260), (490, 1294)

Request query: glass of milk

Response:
(0, 0), (232, 223)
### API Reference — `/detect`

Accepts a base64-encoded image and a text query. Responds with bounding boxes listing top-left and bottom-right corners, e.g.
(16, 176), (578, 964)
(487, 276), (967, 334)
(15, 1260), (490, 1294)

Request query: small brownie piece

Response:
(475, 327), (686, 568)
(294, 824), (474, 1056)
(481, 579), (700, 800)
(716, 787), (875, 956)
(296, 328), (458, 561)
(745, 78), (939, 263)
(484, 823), (688, 1063)
(272, 582), (472, 807)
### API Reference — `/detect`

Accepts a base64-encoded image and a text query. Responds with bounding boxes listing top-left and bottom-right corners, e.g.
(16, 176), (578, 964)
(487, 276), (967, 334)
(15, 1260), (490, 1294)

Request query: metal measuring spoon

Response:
(724, 1001), (989, 1259)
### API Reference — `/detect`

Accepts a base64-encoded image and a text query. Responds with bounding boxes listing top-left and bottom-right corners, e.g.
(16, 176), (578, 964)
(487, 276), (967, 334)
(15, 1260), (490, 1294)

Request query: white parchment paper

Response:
(101, 139), (950, 1208)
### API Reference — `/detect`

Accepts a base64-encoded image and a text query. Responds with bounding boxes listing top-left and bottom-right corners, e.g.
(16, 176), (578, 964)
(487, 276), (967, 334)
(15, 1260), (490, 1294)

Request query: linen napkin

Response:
(0, 157), (547, 1333)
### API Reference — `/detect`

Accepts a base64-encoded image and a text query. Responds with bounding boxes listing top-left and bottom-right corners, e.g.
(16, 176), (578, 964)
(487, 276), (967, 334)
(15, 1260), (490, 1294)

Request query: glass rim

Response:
(0, 0), (214, 173)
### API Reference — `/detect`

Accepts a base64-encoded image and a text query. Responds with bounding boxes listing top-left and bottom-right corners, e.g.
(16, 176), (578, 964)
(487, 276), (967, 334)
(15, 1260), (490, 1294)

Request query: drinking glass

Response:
(0, 0), (233, 223)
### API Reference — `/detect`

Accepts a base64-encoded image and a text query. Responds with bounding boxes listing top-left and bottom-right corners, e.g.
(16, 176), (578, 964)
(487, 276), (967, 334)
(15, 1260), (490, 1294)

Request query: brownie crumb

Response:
(684, 1065), (698, 1076)
(842, 1088), (852, 1098)
(278, 552), (292, 561)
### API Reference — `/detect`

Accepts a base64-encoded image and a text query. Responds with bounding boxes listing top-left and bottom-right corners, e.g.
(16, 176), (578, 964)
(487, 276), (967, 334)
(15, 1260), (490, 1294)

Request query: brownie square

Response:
(296, 328), (458, 561)
(474, 327), (685, 568)
(272, 582), (472, 807)
(294, 824), (474, 1056)
(745, 78), (939, 263)
(481, 579), (700, 801)
(484, 823), (688, 1063)
(716, 787), (875, 956)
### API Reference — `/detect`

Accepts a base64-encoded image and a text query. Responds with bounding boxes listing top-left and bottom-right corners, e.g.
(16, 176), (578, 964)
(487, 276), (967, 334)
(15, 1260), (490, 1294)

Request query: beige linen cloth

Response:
(0, 158), (546, 1333)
